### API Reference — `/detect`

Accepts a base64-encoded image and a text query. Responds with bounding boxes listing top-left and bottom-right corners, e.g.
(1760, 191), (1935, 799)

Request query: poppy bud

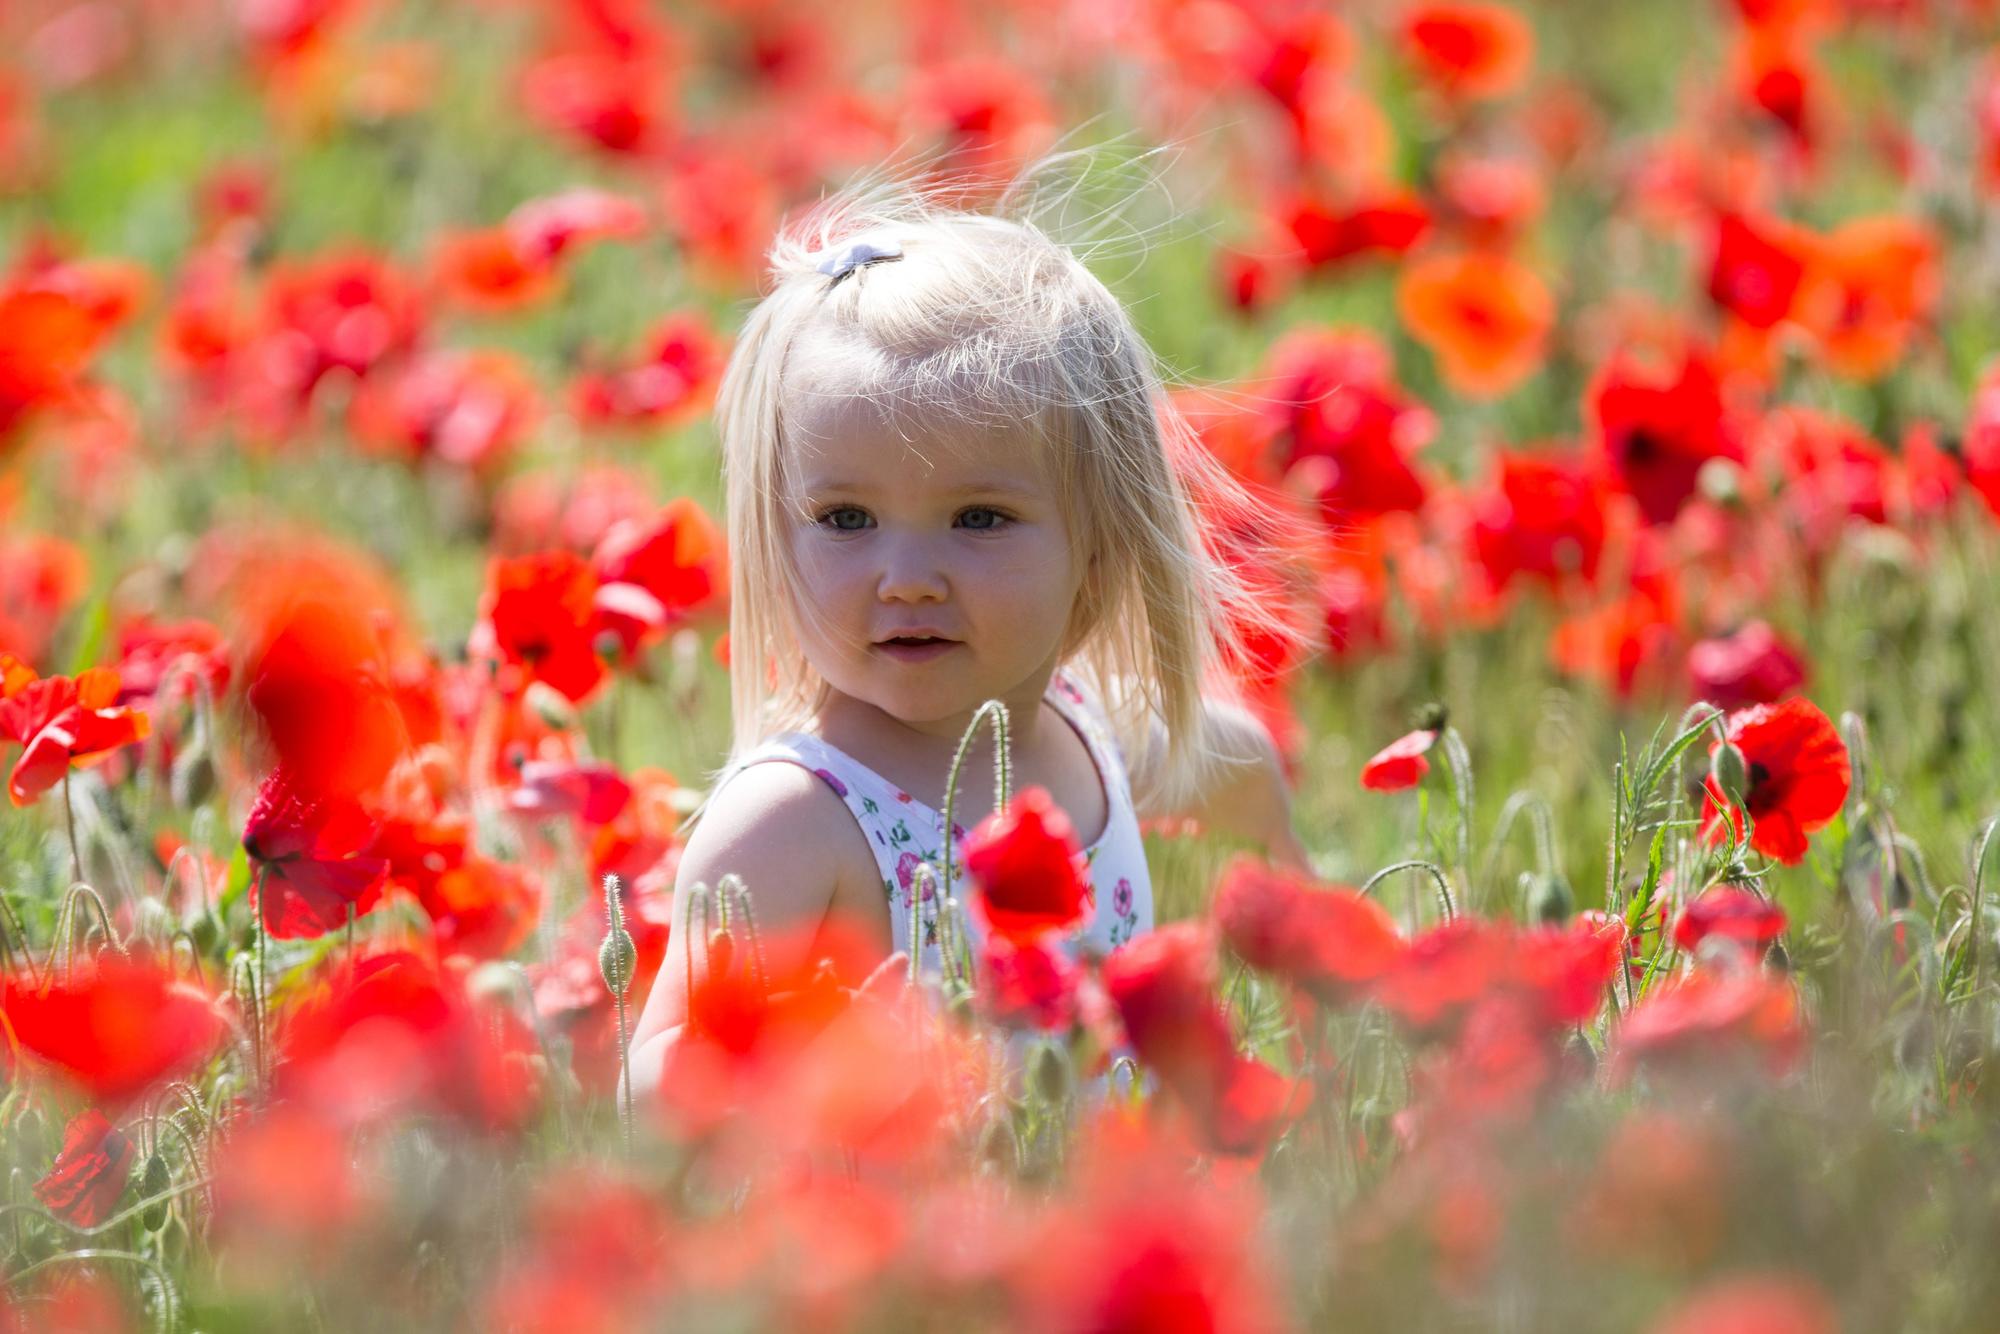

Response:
(1524, 871), (1574, 923)
(523, 680), (577, 730)
(170, 746), (216, 809)
(599, 927), (635, 996)
(976, 1111), (1018, 1173)
(1029, 1040), (1072, 1105)
(139, 1153), (172, 1231)
(706, 928), (734, 980)
(1697, 456), (1744, 507)
(1710, 741), (1750, 808)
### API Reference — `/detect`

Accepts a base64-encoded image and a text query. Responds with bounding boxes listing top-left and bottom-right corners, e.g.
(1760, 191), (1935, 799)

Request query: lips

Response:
(874, 632), (961, 662)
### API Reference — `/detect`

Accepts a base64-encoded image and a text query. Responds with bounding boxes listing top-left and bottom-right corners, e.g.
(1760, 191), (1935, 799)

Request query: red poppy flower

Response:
(518, 47), (667, 156)
(1281, 188), (1433, 269)
(243, 767), (391, 939)
(1688, 621), (1807, 710)
(1701, 697), (1850, 864)
(1511, 917), (1625, 1028)
(1708, 212), (1809, 331)
(432, 228), (561, 312)
(0, 287), (104, 438)
(506, 187), (648, 266)
(976, 933), (1081, 1032)
(1795, 216), (1939, 381)
(1400, 3), (1535, 102)
(418, 856), (540, 961)
(1470, 449), (1609, 591)
(1, 955), (227, 1105)
(1371, 917), (1514, 1039)
(1674, 885), (1786, 954)
(235, 547), (414, 801)
(570, 312), (726, 431)
(255, 249), (423, 406)
(33, 1108), (135, 1229)
(1609, 968), (1805, 1083)
(350, 349), (541, 470)
(1647, 1272), (1837, 1334)
(591, 498), (728, 657)
(276, 949), (541, 1131)
(1258, 328), (1433, 519)
(1361, 727), (1437, 791)
(0, 661), (150, 806)
(1396, 249), (1554, 399)
(472, 549), (608, 704)
(110, 615), (230, 705)
(508, 759), (634, 825)
(963, 787), (1091, 944)
(1964, 360), (2000, 522)
(1590, 347), (1744, 525)
(1212, 857), (1404, 1005)
(1100, 922), (1302, 1156)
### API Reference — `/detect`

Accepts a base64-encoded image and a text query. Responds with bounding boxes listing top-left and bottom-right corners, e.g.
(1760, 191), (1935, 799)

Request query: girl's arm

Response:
(1133, 696), (1309, 873)
(627, 762), (888, 1092)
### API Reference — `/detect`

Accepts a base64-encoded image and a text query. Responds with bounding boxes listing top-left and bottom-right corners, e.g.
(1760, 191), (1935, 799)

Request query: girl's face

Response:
(780, 373), (1090, 743)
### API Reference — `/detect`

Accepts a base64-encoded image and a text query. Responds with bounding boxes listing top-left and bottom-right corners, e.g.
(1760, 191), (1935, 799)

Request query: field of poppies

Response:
(8, 0), (2000, 1329)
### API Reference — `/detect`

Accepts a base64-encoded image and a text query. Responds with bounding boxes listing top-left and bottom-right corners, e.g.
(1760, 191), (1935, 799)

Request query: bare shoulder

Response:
(677, 760), (875, 920)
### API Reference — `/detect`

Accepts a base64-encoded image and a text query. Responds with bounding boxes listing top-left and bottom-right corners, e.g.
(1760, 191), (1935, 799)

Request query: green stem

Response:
(938, 699), (1013, 909)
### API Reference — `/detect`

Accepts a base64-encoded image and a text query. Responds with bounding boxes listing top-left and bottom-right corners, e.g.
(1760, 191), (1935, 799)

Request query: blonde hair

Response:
(713, 156), (1307, 814)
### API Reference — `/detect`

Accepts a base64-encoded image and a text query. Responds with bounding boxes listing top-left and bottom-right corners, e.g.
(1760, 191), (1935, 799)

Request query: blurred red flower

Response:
(977, 933), (1081, 1032)
(1361, 727), (1437, 791)
(418, 857), (540, 961)
(1708, 212), (1810, 331)
(350, 349), (541, 471)
(1212, 856), (1404, 1005)
(1101, 922), (1303, 1156)
(1400, 3), (1535, 102)
(964, 787), (1092, 944)
(33, 1108), (134, 1228)
(1674, 885), (1787, 954)
(571, 311), (726, 431)
(244, 766), (391, 938)
(236, 551), (412, 801)
(1611, 968), (1806, 1082)
(1590, 347), (1744, 525)
(1646, 1272), (1837, 1334)
(1281, 189), (1432, 269)
(1796, 216), (1938, 381)
(277, 949), (541, 1131)
(473, 549), (608, 704)
(1397, 250), (1553, 398)
(1, 955), (226, 1105)
(1259, 328), (1433, 519)
(0, 661), (150, 806)
(1470, 449), (1609, 591)
(591, 498), (728, 658)
(1689, 620), (1807, 710)
(1701, 697), (1850, 864)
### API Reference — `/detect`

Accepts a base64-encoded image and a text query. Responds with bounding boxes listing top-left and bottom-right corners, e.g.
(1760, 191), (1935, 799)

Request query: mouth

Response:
(874, 634), (961, 662)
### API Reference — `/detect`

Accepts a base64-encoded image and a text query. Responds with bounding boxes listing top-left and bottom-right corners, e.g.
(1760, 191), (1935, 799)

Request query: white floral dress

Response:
(718, 669), (1155, 979)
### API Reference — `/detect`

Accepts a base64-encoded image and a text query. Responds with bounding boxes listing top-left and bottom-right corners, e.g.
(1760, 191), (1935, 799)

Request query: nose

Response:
(875, 532), (949, 604)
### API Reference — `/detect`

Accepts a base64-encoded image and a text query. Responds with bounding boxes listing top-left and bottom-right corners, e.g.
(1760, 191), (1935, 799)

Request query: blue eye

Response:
(818, 506), (872, 532)
(957, 507), (1011, 531)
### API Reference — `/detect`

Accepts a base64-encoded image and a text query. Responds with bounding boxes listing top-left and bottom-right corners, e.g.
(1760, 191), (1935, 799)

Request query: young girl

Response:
(630, 179), (1308, 1083)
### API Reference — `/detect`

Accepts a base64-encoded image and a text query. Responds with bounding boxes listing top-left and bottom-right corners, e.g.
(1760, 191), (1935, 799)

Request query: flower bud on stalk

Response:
(139, 1152), (172, 1231)
(1711, 741), (1751, 810)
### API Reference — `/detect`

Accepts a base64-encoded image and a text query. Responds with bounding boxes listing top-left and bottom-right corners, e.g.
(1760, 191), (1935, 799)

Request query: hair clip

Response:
(816, 238), (904, 287)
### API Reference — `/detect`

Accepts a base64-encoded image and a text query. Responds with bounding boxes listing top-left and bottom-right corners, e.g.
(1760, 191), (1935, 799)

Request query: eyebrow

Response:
(798, 479), (1043, 498)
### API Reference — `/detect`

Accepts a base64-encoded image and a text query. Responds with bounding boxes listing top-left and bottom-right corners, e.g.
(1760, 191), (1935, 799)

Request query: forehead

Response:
(780, 326), (1056, 491)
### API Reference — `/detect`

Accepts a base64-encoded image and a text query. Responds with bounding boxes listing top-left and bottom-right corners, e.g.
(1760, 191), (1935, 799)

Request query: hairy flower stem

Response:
(1360, 859), (1455, 922)
(601, 873), (636, 1153)
(1440, 727), (1475, 904)
(1968, 817), (1999, 999)
(938, 700), (1013, 910)
(63, 769), (83, 886)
